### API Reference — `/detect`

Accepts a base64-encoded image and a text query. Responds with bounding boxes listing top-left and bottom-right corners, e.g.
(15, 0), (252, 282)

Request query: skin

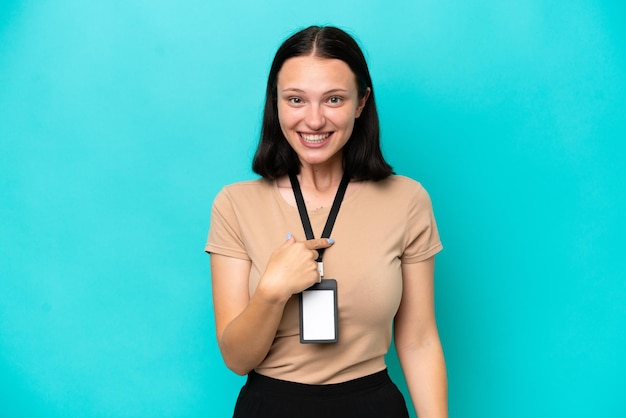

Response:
(276, 55), (368, 192)
(396, 260), (448, 418)
(211, 54), (447, 417)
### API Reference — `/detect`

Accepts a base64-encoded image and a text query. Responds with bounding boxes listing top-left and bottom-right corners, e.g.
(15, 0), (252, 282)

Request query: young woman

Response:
(206, 25), (447, 418)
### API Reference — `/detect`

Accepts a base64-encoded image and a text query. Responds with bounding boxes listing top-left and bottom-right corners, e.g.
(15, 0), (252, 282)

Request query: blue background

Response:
(1, 1), (625, 417)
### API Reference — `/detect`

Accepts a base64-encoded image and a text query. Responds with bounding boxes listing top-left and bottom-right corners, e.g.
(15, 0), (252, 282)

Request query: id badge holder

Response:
(299, 279), (338, 343)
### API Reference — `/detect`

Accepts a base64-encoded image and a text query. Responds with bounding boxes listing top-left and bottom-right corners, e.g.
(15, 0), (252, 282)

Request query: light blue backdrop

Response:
(1, 1), (625, 417)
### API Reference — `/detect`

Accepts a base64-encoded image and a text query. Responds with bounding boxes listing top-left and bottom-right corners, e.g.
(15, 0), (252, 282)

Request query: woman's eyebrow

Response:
(280, 88), (350, 94)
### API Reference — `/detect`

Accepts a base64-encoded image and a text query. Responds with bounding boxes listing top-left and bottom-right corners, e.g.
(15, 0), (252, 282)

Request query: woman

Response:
(206, 25), (447, 418)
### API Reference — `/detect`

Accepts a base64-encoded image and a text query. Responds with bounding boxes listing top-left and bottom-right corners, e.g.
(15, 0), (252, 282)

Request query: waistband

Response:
(245, 369), (391, 398)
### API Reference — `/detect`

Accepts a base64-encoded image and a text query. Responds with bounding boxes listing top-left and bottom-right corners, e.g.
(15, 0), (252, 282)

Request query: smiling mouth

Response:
(300, 133), (331, 143)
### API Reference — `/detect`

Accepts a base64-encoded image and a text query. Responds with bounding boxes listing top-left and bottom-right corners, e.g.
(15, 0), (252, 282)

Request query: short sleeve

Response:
(205, 188), (250, 260)
(400, 183), (443, 263)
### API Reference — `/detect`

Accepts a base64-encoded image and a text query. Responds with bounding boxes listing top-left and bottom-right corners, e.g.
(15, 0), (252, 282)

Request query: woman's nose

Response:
(304, 105), (325, 130)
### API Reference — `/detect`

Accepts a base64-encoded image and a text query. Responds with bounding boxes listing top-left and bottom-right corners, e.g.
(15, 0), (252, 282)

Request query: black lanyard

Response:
(289, 172), (350, 270)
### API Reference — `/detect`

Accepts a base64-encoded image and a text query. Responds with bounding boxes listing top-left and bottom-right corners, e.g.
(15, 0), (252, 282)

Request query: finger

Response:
(279, 233), (296, 248)
(304, 238), (335, 250)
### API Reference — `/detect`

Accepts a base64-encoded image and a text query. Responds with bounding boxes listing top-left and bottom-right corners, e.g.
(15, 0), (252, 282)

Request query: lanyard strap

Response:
(289, 172), (350, 264)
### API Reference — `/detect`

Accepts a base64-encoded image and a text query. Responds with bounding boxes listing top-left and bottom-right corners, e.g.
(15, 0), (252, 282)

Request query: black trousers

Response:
(232, 369), (409, 418)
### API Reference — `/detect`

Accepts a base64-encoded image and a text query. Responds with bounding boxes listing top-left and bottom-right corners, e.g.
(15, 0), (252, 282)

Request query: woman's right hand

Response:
(256, 235), (334, 304)
(211, 235), (334, 374)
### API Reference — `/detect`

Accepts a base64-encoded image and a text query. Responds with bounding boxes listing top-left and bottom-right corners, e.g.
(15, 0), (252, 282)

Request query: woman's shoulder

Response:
(369, 174), (427, 195)
(221, 178), (272, 192)
(214, 178), (275, 204)
(361, 175), (435, 211)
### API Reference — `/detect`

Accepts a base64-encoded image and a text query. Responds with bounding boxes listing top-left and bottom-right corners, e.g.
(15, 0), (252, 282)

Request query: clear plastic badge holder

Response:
(289, 173), (349, 344)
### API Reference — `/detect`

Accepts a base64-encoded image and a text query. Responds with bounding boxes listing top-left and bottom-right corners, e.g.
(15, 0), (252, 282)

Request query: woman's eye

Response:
(288, 97), (303, 104)
(328, 96), (343, 104)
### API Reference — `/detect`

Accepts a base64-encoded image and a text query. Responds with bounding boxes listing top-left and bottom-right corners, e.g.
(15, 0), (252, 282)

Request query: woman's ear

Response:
(355, 87), (371, 118)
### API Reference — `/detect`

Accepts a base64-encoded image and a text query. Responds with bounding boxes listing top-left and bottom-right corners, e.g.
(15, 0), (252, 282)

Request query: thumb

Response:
(304, 238), (335, 250)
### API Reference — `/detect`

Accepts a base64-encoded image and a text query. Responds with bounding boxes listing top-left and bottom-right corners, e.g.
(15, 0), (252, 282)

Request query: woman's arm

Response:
(211, 236), (333, 375)
(394, 257), (448, 418)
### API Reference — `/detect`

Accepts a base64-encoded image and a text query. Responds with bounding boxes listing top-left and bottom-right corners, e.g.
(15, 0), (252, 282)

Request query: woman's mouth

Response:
(300, 133), (331, 144)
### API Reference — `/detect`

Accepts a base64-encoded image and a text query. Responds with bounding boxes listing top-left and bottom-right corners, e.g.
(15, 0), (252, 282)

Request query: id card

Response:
(299, 279), (338, 344)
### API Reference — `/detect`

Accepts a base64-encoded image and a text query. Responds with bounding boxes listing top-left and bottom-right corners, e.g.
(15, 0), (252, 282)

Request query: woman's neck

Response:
(275, 156), (354, 211)
(296, 155), (344, 193)
(298, 166), (343, 193)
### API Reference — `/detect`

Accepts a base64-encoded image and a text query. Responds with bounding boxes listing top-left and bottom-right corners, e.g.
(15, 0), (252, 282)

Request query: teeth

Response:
(301, 133), (330, 143)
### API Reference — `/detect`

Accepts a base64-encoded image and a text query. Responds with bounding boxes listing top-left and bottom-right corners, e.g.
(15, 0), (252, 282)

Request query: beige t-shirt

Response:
(206, 175), (442, 384)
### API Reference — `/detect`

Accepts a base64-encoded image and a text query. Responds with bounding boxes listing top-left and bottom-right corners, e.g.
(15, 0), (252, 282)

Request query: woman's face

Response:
(276, 55), (369, 170)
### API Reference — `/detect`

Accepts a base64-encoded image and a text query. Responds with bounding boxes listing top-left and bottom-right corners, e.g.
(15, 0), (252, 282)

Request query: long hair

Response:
(252, 26), (393, 181)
